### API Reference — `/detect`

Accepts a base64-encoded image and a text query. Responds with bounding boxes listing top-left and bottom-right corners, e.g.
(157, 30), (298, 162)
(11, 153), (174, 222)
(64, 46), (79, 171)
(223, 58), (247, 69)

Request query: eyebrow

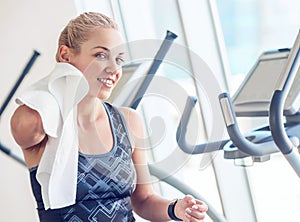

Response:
(92, 46), (110, 52)
(92, 45), (125, 55)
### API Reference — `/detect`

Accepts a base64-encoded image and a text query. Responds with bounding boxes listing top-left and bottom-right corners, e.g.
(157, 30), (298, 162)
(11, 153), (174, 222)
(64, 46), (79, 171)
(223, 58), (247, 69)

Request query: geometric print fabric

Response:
(30, 102), (136, 221)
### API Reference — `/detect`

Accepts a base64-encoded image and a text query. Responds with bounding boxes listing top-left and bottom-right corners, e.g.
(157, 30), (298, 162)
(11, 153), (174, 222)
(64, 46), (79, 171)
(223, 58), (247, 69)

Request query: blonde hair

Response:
(55, 12), (118, 62)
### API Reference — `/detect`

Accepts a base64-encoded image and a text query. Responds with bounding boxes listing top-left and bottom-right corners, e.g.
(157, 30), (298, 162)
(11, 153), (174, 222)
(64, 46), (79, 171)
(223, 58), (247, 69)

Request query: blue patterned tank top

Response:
(29, 103), (136, 222)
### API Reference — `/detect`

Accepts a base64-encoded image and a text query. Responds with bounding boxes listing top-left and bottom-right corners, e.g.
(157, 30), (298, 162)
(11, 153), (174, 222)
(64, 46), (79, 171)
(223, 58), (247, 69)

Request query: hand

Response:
(175, 195), (208, 222)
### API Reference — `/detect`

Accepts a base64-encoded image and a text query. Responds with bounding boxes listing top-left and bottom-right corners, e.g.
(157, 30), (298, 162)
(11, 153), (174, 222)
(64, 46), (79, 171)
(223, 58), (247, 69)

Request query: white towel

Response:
(16, 62), (89, 209)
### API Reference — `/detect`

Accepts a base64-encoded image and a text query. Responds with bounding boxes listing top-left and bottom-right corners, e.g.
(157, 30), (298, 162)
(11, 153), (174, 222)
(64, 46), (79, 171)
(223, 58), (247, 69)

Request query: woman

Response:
(10, 12), (208, 221)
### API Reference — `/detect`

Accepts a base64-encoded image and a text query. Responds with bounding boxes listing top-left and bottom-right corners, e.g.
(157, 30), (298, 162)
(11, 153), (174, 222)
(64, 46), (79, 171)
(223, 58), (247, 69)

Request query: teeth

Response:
(97, 78), (113, 86)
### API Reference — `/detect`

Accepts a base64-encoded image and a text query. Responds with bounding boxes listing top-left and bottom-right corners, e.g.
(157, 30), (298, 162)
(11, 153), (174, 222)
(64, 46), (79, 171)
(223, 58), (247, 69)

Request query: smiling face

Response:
(66, 27), (125, 100)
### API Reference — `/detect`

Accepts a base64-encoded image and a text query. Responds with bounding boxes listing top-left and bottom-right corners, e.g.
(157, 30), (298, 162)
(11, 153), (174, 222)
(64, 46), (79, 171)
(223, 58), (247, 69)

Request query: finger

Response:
(186, 208), (206, 220)
(192, 203), (208, 212)
(184, 195), (207, 209)
(183, 194), (196, 205)
(185, 207), (206, 220)
(194, 199), (206, 206)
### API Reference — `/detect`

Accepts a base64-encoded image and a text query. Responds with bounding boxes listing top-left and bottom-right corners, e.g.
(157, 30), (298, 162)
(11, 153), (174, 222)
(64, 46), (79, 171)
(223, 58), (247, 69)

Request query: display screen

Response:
(232, 50), (300, 116)
(234, 58), (287, 105)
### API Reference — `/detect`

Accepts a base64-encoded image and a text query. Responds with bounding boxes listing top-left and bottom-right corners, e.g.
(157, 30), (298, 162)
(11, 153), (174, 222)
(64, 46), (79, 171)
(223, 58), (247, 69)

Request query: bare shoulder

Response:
(11, 105), (41, 132)
(10, 104), (45, 149)
(118, 107), (144, 131)
(118, 107), (145, 147)
(119, 107), (143, 123)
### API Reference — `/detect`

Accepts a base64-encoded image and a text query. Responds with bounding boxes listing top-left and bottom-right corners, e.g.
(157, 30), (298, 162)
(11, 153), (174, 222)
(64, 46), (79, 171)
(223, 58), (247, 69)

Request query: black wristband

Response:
(167, 199), (182, 221)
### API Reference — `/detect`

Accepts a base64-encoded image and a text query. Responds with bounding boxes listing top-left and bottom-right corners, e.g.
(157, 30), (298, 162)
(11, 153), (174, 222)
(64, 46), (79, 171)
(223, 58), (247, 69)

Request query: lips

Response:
(97, 77), (114, 88)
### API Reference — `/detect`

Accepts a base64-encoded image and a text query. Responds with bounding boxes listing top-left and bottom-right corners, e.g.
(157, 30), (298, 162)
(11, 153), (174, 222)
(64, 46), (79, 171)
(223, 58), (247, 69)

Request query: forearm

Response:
(131, 191), (172, 221)
(132, 190), (208, 221)
(125, 108), (208, 221)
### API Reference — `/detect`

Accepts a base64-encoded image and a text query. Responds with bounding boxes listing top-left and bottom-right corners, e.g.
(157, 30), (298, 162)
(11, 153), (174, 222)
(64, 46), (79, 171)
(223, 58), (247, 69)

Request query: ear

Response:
(58, 45), (71, 62)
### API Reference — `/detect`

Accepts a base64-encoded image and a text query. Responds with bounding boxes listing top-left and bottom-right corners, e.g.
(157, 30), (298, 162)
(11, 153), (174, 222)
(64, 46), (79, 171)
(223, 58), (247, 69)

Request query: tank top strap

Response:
(103, 102), (133, 152)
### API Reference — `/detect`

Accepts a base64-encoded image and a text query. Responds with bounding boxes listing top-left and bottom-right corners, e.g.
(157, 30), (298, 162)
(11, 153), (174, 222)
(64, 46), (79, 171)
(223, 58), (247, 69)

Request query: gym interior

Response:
(1, 0), (300, 221)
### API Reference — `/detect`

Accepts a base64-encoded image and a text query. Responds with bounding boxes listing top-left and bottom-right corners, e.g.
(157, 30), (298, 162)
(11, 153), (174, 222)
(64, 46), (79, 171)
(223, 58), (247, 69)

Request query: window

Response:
(216, 1), (300, 221)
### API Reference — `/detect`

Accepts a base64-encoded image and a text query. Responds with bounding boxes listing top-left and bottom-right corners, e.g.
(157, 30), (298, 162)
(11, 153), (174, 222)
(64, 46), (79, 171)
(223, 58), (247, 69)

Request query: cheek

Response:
(116, 71), (122, 81)
(82, 60), (103, 78)
(69, 55), (87, 73)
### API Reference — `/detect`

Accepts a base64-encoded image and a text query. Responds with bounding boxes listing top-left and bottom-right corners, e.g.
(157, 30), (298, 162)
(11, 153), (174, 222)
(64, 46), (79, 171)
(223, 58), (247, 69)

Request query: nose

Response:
(105, 66), (117, 75)
(105, 59), (120, 75)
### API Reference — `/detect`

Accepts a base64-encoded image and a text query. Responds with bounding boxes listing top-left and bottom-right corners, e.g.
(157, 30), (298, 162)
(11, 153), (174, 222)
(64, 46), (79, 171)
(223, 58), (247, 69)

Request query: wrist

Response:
(167, 199), (182, 221)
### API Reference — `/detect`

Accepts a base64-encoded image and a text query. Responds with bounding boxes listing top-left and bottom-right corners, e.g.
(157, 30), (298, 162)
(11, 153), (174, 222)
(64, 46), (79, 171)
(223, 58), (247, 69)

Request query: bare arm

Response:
(120, 107), (171, 221)
(10, 105), (46, 149)
(120, 107), (208, 221)
(131, 148), (173, 221)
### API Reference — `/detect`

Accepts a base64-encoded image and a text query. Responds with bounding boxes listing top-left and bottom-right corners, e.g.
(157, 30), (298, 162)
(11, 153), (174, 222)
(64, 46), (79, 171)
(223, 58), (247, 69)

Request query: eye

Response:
(116, 57), (125, 65)
(95, 52), (107, 59)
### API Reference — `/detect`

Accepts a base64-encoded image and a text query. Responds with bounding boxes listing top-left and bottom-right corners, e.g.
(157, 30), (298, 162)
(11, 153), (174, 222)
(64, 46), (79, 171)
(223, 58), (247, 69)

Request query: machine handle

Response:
(0, 50), (40, 117)
(176, 96), (228, 154)
(130, 30), (177, 109)
(0, 50), (40, 166)
(269, 29), (300, 177)
(219, 92), (282, 156)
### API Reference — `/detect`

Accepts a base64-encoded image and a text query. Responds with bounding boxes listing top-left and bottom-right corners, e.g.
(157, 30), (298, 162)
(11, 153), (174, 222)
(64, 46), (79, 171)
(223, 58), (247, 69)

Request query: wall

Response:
(0, 0), (77, 221)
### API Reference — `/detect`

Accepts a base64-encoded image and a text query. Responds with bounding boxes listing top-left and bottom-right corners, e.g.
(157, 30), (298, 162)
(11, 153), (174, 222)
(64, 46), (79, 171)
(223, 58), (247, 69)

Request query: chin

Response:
(98, 93), (110, 101)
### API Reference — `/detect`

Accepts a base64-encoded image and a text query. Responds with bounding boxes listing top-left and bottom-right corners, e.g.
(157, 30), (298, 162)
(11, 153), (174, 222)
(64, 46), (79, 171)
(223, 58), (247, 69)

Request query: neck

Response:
(77, 96), (106, 125)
